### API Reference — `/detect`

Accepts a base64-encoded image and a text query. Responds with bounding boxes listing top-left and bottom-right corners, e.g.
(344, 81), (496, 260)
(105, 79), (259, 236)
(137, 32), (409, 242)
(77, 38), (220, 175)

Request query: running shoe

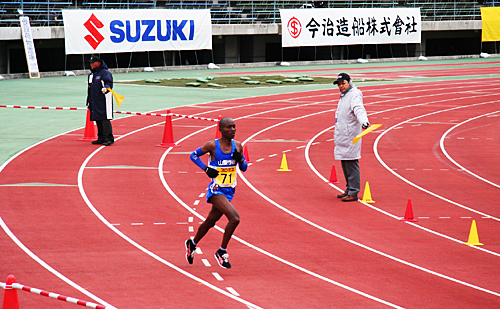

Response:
(185, 239), (196, 264)
(215, 249), (231, 269)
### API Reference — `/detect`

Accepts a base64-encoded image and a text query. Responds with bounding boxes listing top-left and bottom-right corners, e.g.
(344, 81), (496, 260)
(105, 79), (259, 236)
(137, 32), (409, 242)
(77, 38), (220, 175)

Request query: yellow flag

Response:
(353, 124), (383, 144)
(481, 7), (500, 42)
(107, 88), (125, 107)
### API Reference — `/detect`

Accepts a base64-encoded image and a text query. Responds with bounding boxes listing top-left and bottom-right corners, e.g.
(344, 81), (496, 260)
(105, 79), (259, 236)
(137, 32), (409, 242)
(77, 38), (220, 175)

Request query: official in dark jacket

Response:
(87, 56), (114, 146)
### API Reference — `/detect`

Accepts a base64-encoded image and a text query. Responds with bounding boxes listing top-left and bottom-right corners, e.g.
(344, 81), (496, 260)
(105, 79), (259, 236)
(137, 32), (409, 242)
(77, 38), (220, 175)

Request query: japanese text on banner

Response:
(281, 8), (421, 47)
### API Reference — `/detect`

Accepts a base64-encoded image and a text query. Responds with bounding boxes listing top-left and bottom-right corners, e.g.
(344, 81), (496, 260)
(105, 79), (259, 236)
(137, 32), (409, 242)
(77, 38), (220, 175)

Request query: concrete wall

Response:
(0, 21), (489, 74)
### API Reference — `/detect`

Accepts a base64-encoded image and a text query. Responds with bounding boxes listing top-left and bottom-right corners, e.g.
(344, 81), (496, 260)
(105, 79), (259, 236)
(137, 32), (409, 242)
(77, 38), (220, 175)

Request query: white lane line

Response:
(73, 82), (498, 309)
(282, 149), (292, 153)
(374, 100), (500, 224)
(326, 138), (334, 142)
(199, 193), (205, 198)
(439, 217), (451, 219)
(202, 259), (211, 267)
(268, 154), (277, 157)
(418, 217), (430, 219)
(160, 115), (404, 309)
(0, 217), (117, 309)
(79, 150), (262, 309)
(194, 200), (200, 205)
(195, 248), (203, 254)
(131, 223), (143, 226)
(154, 223), (166, 225)
(212, 273), (224, 281)
(440, 110), (500, 190)
(296, 145), (306, 149)
(111, 223), (120, 226)
(304, 124), (500, 296)
(256, 158), (265, 162)
(226, 287), (240, 296)
(461, 217), (472, 219)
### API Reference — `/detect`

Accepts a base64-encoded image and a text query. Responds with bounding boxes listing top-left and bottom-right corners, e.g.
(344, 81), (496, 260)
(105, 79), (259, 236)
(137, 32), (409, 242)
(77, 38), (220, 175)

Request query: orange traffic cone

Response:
(2, 275), (20, 309)
(157, 110), (179, 148)
(401, 199), (418, 222)
(78, 110), (97, 141)
(215, 115), (222, 139)
(243, 146), (252, 163)
(328, 165), (340, 184)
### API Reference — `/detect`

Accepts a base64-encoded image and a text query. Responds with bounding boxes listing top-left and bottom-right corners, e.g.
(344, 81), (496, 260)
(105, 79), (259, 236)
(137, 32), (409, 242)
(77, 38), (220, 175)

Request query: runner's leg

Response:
(208, 194), (240, 249)
(193, 206), (223, 244)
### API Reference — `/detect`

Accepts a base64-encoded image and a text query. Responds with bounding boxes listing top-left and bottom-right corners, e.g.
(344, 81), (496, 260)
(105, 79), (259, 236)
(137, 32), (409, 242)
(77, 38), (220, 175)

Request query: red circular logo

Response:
(287, 17), (302, 39)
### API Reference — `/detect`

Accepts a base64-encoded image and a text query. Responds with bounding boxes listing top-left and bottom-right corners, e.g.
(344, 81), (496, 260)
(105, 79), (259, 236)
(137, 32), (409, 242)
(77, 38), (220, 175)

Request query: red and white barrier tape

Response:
(0, 281), (112, 309)
(0, 104), (86, 111)
(170, 112), (218, 122)
(0, 105), (218, 122)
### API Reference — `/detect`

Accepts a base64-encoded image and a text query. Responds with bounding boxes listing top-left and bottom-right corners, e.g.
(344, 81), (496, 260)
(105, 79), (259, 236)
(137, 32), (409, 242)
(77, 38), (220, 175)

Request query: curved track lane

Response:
(1, 75), (500, 308)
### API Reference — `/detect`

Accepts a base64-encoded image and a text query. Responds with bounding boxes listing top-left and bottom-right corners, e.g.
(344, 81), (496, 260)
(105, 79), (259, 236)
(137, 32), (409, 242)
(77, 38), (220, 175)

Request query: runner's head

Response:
(219, 117), (236, 140)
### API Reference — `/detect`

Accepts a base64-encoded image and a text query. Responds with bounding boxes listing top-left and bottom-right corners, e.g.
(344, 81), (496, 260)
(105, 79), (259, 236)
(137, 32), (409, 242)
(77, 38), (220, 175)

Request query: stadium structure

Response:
(0, 0), (498, 76)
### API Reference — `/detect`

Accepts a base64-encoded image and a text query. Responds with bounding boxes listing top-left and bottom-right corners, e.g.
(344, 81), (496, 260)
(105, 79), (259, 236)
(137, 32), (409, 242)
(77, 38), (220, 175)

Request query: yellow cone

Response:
(107, 88), (125, 107)
(277, 153), (291, 172)
(464, 220), (483, 246)
(360, 182), (375, 203)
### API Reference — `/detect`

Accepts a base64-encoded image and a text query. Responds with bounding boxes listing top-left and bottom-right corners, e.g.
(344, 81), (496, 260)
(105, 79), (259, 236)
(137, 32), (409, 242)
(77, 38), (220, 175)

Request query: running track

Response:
(1, 67), (500, 308)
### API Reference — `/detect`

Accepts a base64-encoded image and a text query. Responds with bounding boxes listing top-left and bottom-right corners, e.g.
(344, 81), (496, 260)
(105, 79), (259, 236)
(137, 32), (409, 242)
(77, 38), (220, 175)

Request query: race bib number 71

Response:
(215, 166), (236, 187)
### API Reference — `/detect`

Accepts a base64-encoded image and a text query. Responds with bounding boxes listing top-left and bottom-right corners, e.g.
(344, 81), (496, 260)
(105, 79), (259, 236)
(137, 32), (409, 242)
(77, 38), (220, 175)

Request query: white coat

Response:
(334, 84), (369, 160)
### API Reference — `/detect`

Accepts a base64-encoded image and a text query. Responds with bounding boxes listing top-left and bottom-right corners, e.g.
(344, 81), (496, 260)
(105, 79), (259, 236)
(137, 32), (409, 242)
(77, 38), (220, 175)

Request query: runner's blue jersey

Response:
(208, 139), (238, 189)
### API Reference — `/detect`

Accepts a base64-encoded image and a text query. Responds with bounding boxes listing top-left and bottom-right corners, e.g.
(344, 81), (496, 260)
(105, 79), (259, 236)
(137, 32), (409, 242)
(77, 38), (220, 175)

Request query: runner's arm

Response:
(190, 147), (207, 170)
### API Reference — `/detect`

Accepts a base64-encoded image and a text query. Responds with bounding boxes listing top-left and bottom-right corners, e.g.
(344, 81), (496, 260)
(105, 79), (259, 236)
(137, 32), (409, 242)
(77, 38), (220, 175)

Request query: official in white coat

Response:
(333, 73), (370, 202)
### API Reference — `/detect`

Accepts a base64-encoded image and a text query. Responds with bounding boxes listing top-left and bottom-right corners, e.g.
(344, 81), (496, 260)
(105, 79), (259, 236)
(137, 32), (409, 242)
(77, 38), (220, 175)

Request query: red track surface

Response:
(210, 61), (500, 76)
(1, 68), (500, 308)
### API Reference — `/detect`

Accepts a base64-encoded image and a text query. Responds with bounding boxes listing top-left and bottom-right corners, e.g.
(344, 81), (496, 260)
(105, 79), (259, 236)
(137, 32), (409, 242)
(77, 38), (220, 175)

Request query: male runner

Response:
(186, 117), (248, 269)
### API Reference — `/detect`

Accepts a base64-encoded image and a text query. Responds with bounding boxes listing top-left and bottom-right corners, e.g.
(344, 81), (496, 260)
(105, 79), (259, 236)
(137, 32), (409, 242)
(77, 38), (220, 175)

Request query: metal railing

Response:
(0, 0), (495, 27)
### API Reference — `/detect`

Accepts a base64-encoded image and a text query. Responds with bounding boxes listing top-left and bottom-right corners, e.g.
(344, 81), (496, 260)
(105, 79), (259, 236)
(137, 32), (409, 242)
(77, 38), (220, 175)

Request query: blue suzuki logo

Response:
(110, 20), (195, 43)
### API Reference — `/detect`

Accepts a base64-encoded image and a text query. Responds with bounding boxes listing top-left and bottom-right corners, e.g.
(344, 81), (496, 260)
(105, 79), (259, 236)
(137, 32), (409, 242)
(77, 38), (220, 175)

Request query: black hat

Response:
(333, 73), (351, 85)
(89, 56), (102, 63)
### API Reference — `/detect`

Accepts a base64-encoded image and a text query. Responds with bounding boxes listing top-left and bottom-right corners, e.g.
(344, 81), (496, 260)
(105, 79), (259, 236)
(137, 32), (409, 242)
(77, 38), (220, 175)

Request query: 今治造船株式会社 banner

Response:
(280, 8), (421, 47)
(62, 9), (212, 54)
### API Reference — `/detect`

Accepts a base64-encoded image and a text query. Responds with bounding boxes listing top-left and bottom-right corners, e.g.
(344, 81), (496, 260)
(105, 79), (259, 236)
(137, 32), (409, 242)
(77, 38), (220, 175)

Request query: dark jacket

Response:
(87, 61), (113, 121)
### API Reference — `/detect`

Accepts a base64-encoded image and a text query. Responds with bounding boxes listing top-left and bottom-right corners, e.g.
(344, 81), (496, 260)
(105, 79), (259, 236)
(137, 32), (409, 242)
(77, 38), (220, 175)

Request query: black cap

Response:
(333, 73), (351, 85)
(89, 56), (102, 63)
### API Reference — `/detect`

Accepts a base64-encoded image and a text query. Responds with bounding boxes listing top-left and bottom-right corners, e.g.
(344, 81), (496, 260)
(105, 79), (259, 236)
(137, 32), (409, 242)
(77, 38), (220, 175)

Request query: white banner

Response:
(19, 17), (40, 78)
(280, 8), (421, 47)
(62, 9), (212, 54)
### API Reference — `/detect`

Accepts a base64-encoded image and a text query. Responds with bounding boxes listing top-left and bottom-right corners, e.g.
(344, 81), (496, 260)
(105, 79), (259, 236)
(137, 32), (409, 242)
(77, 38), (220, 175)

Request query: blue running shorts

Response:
(206, 183), (235, 202)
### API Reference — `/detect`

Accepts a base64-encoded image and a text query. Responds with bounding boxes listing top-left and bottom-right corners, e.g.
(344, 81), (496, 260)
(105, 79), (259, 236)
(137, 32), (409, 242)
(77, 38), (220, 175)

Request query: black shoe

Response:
(92, 139), (104, 145)
(102, 140), (114, 146)
(215, 249), (231, 269)
(185, 239), (196, 264)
